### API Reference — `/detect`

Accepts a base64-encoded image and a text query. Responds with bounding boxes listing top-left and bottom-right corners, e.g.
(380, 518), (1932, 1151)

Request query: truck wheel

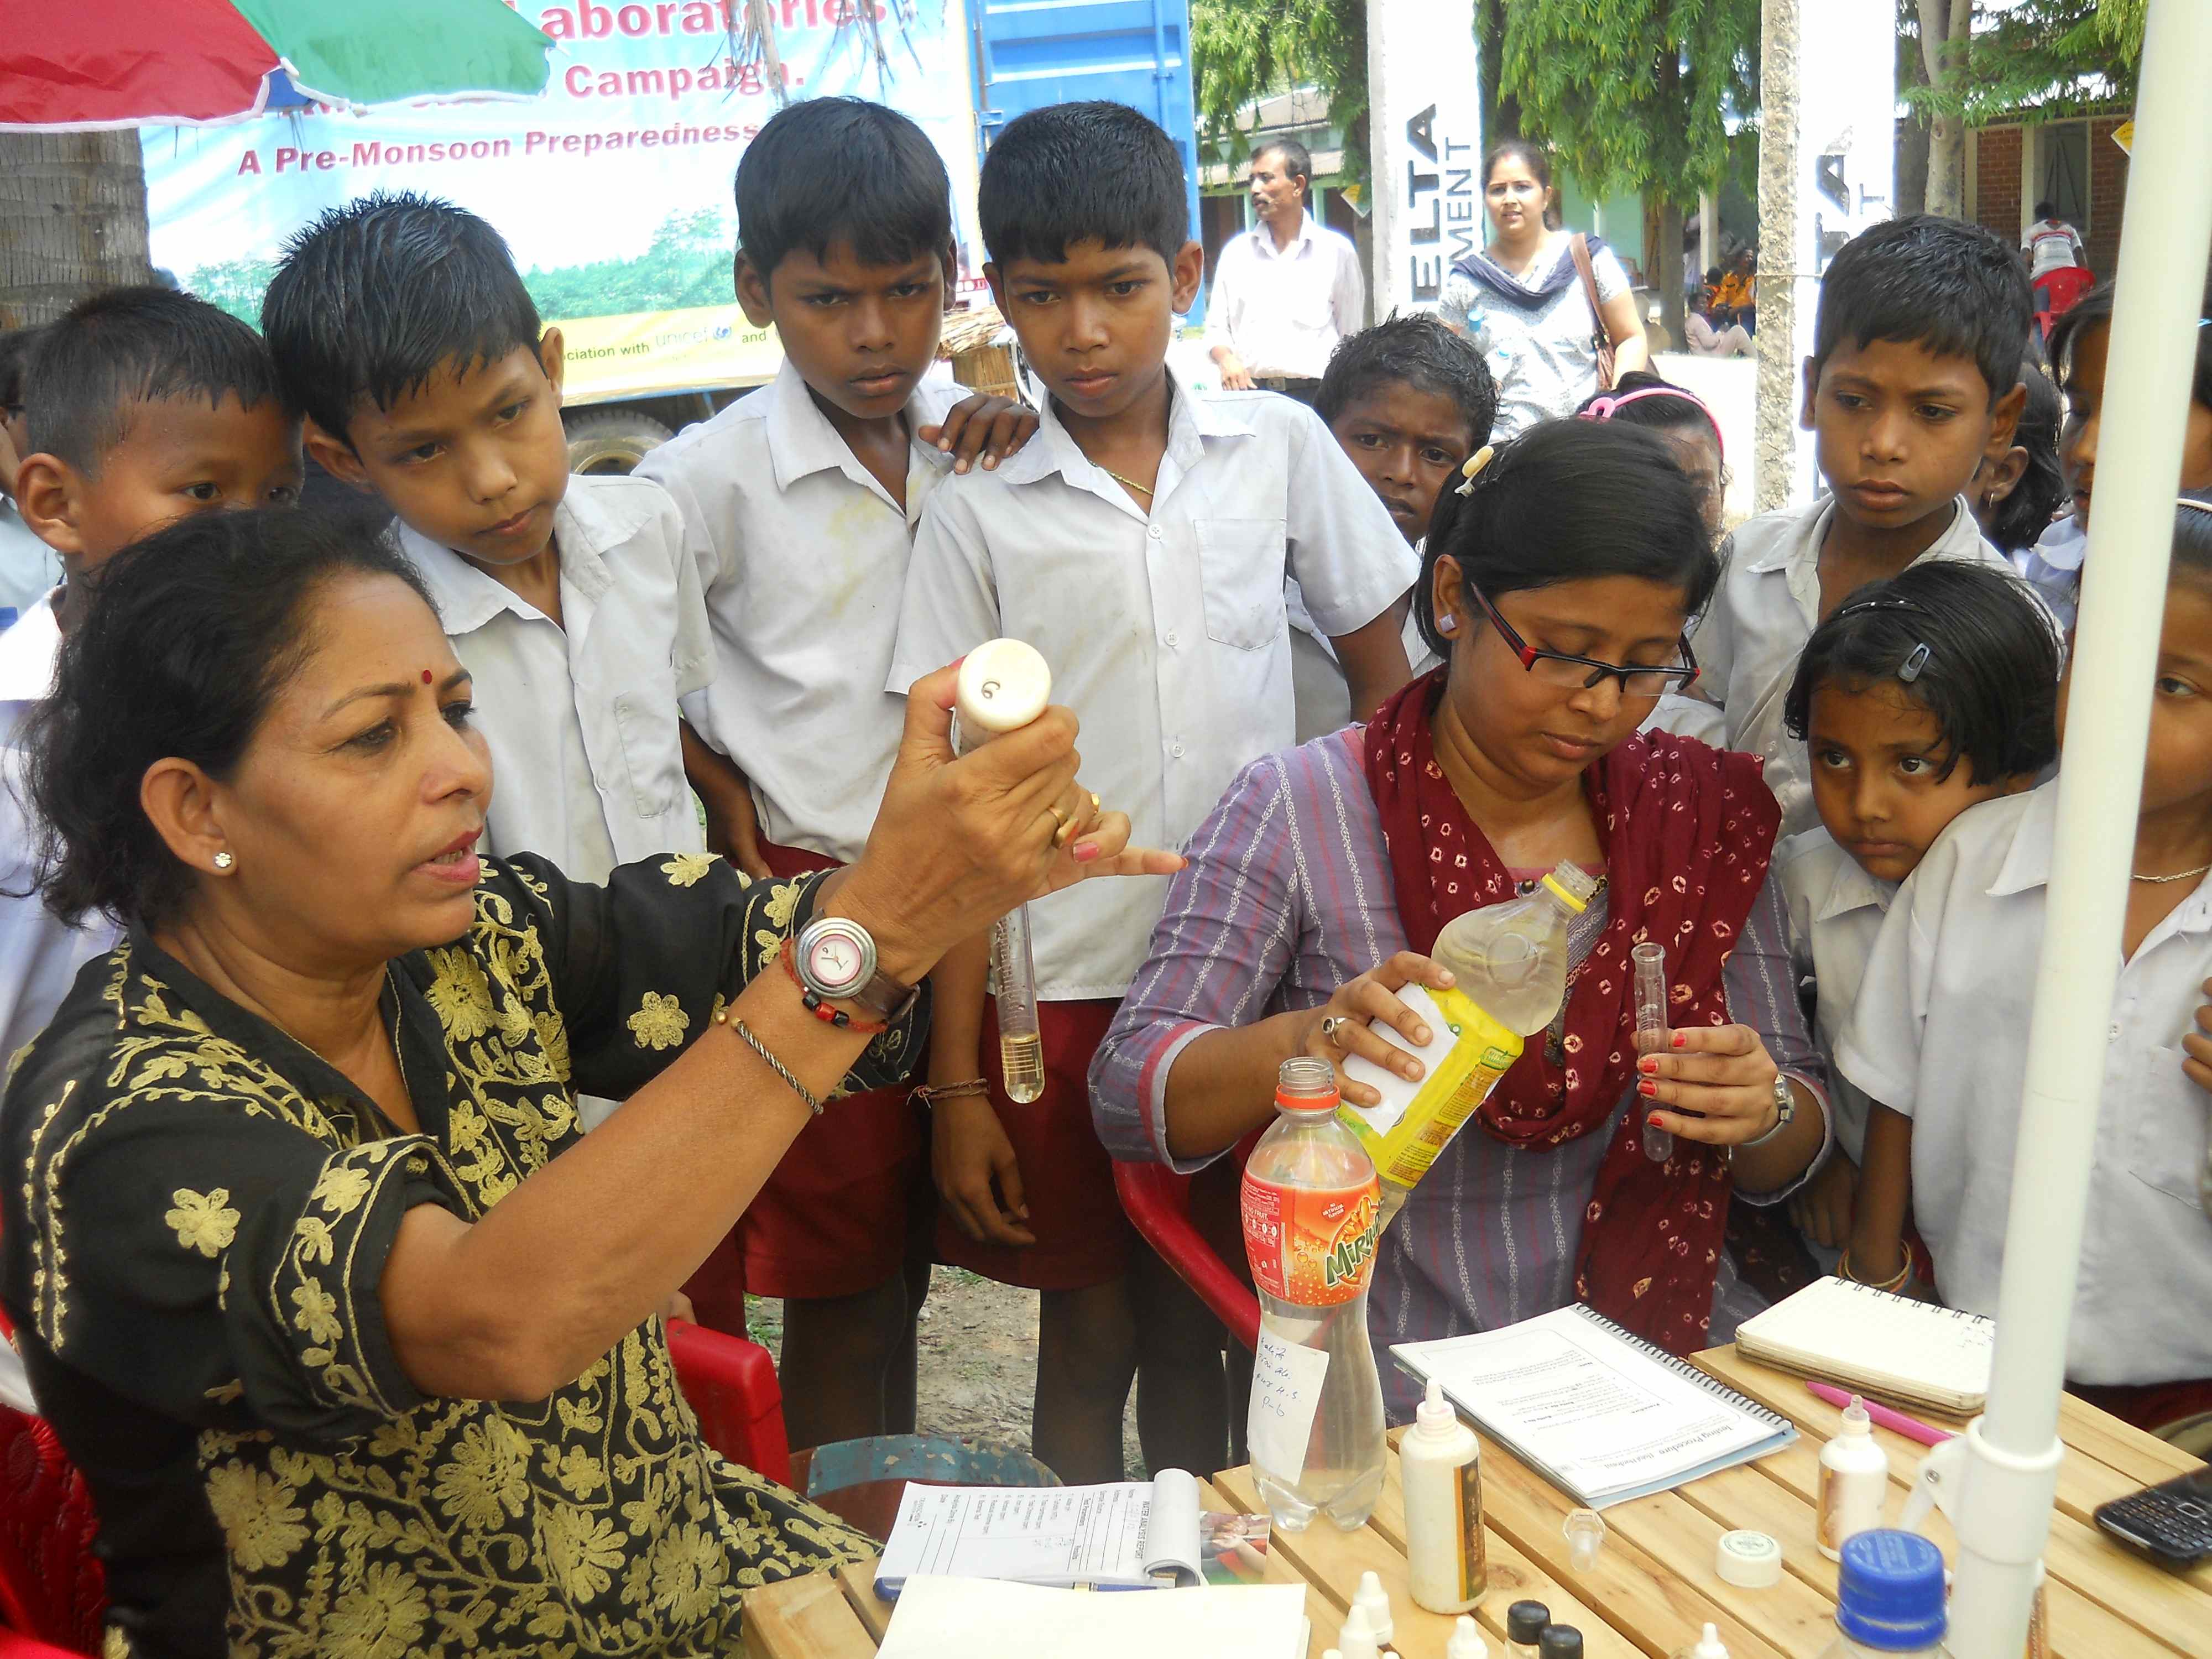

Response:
(565, 409), (676, 476)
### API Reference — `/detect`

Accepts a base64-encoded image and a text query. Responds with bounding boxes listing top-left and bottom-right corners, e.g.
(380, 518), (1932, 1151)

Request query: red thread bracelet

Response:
(779, 937), (890, 1035)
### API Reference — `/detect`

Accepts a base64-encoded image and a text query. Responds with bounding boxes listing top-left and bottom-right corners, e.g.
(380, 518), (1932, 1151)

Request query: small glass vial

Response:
(1537, 1627), (1584, 1659)
(1505, 1601), (1552, 1659)
(1632, 941), (1672, 1162)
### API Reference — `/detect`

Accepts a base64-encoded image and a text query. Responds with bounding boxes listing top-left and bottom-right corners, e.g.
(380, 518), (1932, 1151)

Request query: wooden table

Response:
(743, 1344), (2212, 1658)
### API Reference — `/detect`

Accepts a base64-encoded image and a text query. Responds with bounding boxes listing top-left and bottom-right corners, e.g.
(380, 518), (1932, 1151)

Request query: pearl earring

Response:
(212, 851), (236, 872)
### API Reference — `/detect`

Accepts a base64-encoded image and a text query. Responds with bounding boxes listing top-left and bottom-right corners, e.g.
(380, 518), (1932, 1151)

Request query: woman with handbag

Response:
(1439, 139), (1650, 438)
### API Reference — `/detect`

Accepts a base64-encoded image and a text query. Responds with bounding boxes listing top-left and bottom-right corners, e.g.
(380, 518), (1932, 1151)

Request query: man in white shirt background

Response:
(1204, 139), (1365, 402)
(2021, 200), (2086, 283)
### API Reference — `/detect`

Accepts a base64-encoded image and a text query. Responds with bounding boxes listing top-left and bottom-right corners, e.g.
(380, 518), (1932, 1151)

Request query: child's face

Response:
(739, 240), (951, 426)
(2065, 574), (2212, 836)
(1801, 337), (2023, 538)
(316, 337), (571, 567)
(1325, 383), (1476, 544)
(1807, 680), (2026, 885)
(987, 238), (1204, 425)
(17, 393), (303, 582)
(2058, 321), (2212, 532)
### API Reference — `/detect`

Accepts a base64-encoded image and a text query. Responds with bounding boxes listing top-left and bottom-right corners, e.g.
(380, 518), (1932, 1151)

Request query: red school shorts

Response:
(934, 995), (1135, 1292)
(681, 838), (927, 1327)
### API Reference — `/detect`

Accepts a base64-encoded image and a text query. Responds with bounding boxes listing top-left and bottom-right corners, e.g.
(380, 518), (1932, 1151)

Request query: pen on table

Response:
(1806, 1381), (1954, 1447)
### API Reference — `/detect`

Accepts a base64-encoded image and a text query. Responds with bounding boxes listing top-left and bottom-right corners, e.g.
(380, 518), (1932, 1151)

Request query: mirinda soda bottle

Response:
(1243, 1056), (1386, 1531)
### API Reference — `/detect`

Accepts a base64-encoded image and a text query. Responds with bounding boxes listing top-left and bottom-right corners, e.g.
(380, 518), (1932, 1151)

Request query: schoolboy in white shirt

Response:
(1840, 499), (2212, 1438)
(3, 288), (305, 1067)
(262, 195), (709, 1131)
(1648, 216), (2035, 839)
(635, 98), (1034, 1454)
(1771, 560), (2057, 1261)
(890, 101), (1417, 1484)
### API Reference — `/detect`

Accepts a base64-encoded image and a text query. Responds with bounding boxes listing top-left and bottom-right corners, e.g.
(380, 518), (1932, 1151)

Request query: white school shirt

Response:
(2022, 219), (2085, 281)
(392, 472), (711, 885)
(1203, 213), (1366, 381)
(2015, 515), (2085, 631)
(0, 594), (119, 1071)
(635, 361), (958, 867)
(0, 499), (59, 627)
(1778, 827), (1896, 1164)
(888, 386), (1419, 1000)
(1837, 784), (2212, 1385)
(1651, 497), (2022, 838)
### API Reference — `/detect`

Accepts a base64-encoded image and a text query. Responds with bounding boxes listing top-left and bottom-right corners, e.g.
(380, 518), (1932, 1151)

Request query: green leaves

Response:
(1191, 0), (1370, 180)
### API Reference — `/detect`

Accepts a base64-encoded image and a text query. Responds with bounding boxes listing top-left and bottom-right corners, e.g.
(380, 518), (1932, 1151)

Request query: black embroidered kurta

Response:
(1, 852), (921, 1659)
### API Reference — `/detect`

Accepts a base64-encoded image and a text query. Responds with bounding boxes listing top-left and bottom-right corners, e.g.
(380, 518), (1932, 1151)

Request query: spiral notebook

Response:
(1734, 1277), (1994, 1415)
(1392, 1305), (1796, 1510)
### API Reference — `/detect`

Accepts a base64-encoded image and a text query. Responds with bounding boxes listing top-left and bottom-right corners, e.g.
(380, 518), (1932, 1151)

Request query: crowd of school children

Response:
(3, 90), (2212, 1514)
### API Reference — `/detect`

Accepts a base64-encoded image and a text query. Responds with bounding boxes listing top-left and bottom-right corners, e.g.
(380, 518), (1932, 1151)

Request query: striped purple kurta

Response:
(1089, 727), (1829, 1417)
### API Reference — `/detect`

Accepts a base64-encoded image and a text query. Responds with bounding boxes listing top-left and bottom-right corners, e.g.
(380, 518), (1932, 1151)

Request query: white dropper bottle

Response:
(1816, 1394), (1890, 1562)
(1668, 1624), (1729, 1659)
(1448, 1615), (1489, 1659)
(952, 640), (1052, 1102)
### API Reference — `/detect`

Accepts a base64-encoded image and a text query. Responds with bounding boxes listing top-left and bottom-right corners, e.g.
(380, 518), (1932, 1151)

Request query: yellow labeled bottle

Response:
(1340, 862), (1598, 1223)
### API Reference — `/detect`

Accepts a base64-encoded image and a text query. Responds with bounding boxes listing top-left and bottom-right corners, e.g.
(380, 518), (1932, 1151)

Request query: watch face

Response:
(806, 931), (864, 992)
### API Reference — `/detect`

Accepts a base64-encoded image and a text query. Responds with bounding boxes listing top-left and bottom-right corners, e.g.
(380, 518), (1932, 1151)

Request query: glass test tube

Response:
(1632, 941), (1672, 1163)
(953, 640), (1053, 1104)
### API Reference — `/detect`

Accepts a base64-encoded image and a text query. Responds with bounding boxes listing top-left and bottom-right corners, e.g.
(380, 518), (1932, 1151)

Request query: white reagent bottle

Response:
(1448, 1616), (1489, 1659)
(1817, 1395), (1891, 1562)
(1402, 1378), (1485, 1613)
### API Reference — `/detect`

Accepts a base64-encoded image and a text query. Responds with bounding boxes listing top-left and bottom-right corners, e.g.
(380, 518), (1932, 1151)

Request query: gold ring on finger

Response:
(1046, 804), (1076, 846)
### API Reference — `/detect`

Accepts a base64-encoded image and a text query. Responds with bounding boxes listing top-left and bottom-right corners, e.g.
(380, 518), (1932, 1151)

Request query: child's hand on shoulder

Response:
(1788, 1151), (1859, 1250)
(920, 394), (1039, 475)
(2183, 977), (2212, 1093)
(701, 779), (771, 880)
(932, 1090), (1035, 1248)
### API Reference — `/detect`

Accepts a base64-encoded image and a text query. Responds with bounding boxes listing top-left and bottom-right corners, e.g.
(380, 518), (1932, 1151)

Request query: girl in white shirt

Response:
(1842, 498), (2212, 1435)
(1773, 561), (2059, 1264)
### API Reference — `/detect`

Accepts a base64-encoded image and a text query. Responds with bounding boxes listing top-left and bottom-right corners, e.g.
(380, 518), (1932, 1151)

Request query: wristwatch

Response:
(1741, 1073), (1797, 1150)
(793, 915), (919, 1025)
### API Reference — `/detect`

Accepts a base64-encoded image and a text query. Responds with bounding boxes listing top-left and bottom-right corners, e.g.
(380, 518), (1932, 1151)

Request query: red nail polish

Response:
(1647, 1112), (1666, 1127)
(1637, 1055), (1657, 1074)
(1637, 1079), (1658, 1098)
(1072, 842), (1101, 863)
(1671, 1032), (1688, 1048)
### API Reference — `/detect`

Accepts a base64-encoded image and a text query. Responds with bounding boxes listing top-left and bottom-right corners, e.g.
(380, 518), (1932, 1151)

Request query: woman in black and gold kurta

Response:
(0, 509), (1174, 1659)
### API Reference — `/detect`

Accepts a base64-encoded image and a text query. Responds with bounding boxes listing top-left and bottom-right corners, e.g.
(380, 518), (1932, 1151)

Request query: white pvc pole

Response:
(1946, 3), (2212, 1654)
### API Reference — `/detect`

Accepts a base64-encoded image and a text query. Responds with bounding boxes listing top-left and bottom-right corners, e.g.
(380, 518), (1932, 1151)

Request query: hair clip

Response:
(1577, 384), (1726, 463)
(2181, 495), (2212, 514)
(1897, 643), (1933, 684)
(1454, 444), (1497, 498)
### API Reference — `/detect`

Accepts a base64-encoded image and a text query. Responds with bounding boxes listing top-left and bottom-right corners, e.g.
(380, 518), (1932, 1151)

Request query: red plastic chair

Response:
(1113, 1162), (1261, 1353)
(2034, 265), (2096, 342)
(0, 1322), (790, 1655)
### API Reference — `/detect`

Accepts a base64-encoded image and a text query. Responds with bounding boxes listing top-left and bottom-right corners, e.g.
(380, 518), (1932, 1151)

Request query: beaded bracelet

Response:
(779, 937), (890, 1034)
(913, 1078), (990, 1109)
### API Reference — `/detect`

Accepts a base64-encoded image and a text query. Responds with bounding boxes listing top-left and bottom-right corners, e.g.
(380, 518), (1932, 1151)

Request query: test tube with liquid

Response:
(1632, 941), (1671, 1163)
(953, 640), (1053, 1104)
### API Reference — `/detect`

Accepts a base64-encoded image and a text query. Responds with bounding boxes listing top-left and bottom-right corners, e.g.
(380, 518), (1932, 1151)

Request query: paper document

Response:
(874, 1470), (1208, 1595)
(878, 1578), (1308, 1659)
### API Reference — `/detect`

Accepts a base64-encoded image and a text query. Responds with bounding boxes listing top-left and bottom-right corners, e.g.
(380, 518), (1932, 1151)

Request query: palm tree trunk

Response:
(0, 131), (152, 327)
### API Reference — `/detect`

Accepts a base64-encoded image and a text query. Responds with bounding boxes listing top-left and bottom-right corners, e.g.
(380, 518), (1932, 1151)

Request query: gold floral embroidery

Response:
(423, 959), (496, 1041)
(202, 1461), (307, 1572)
(540, 1501), (627, 1601)
(626, 991), (688, 1051)
(431, 1418), (530, 1530)
(660, 852), (718, 887)
(308, 1162), (372, 1214)
(289, 1282), (342, 1347)
(164, 1188), (239, 1257)
(319, 1559), (430, 1658)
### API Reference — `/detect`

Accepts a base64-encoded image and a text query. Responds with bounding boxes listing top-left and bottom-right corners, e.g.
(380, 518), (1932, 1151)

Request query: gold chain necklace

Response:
(1098, 465), (1154, 499)
(2131, 862), (2212, 884)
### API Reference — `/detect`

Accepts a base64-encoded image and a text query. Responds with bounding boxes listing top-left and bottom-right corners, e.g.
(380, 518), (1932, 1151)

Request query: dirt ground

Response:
(746, 1267), (1146, 1477)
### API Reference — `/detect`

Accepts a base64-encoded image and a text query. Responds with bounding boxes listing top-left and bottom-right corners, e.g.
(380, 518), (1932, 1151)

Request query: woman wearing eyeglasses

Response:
(1092, 421), (1833, 1415)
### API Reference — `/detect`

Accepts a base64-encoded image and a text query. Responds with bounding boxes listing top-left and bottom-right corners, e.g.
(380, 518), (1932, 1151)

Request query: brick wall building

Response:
(1969, 113), (2131, 282)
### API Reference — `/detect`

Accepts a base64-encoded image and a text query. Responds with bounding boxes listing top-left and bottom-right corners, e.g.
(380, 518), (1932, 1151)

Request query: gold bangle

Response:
(1837, 1246), (1913, 1294)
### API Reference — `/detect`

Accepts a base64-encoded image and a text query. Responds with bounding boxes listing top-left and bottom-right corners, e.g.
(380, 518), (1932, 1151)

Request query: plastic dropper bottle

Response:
(952, 640), (1051, 1103)
(1671, 1625), (1730, 1659)
(1505, 1601), (1552, 1659)
(1817, 1395), (1891, 1562)
(1632, 940), (1672, 1162)
(1448, 1615), (1489, 1659)
(1402, 1376), (1485, 1613)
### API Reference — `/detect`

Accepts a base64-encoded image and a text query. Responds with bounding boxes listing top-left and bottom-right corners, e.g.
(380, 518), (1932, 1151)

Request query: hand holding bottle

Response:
(1298, 953), (1459, 1107)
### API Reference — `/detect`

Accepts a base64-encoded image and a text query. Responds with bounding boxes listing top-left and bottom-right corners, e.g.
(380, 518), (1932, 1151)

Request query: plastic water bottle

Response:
(952, 640), (1051, 1103)
(1243, 1056), (1387, 1532)
(1819, 1531), (1949, 1657)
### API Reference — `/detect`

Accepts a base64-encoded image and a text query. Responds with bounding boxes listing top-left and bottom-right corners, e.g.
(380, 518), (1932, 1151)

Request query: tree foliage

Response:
(1905, 0), (2142, 127)
(1499, 0), (1760, 208)
(1190, 0), (1369, 178)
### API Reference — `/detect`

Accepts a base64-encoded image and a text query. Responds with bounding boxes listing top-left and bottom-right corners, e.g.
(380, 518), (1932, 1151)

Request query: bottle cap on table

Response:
(1353, 1570), (1393, 1646)
(1506, 1601), (1553, 1644)
(1714, 1528), (1782, 1587)
(1836, 1530), (1947, 1650)
(953, 638), (1051, 734)
(1537, 1626), (1584, 1659)
(1562, 1507), (1606, 1572)
(1336, 1602), (1380, 1659)
(1447, 1614), (1489, 1659)
(1676, 1623), (1730, 1659)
